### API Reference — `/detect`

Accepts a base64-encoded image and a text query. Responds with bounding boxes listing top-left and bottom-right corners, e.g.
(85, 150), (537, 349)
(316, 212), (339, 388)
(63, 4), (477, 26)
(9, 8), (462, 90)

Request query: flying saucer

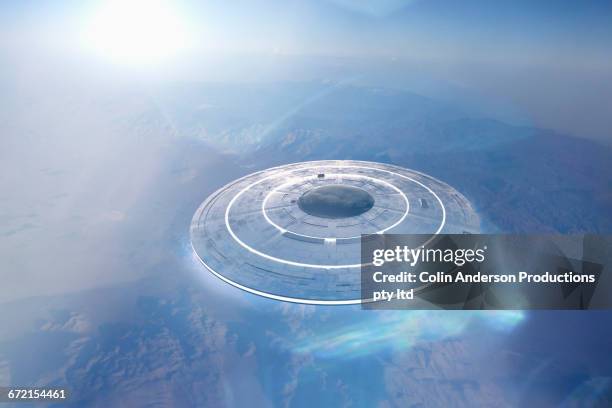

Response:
(190, 160), (479, 304)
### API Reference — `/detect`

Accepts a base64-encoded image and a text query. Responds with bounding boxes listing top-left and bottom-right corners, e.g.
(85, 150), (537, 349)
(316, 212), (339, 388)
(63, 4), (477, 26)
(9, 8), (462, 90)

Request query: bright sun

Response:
(83, 0), (192, 65)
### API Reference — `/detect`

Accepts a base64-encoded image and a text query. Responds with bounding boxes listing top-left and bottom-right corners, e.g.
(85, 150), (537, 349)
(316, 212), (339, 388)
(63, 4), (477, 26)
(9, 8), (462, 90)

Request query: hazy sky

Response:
(2, 0), (611, 140)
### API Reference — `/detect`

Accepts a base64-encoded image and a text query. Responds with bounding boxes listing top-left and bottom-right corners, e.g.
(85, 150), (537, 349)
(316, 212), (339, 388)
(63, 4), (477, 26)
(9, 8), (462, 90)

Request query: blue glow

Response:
(290, 309), (524, 359)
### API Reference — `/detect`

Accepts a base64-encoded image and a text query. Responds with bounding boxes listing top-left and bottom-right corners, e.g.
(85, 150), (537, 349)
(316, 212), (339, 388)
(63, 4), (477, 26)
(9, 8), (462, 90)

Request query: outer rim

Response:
(190, 160), (475, 305)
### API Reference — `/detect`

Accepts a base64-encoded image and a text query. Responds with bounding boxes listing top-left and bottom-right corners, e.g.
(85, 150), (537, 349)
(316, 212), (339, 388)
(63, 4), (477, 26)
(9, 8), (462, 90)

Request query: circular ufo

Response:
(190, 160), (479, 305)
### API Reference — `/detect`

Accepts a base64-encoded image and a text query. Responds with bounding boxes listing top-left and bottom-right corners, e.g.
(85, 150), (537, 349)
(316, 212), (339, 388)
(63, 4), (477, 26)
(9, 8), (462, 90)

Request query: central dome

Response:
(297, 184), (375, 219)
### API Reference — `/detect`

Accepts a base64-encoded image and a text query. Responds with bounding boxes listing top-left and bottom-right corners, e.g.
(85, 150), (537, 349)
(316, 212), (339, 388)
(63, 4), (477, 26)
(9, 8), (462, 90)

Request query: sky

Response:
(0, 6), (611, 405)
(1, 0), (611, 141)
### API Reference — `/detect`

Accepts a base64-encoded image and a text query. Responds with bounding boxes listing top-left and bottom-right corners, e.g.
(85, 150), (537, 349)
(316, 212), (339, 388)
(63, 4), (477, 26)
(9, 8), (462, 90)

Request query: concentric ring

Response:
(226, 166), (445, 268)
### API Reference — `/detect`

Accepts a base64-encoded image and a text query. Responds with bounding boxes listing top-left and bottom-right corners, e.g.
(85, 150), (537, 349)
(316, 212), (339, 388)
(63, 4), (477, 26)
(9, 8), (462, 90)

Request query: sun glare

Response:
(83, 0), (192, 65)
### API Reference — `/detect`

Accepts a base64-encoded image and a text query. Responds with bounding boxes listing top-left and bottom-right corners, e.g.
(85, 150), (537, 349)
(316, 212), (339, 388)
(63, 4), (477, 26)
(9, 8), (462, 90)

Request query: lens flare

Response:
(290, 310), (524, 359)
